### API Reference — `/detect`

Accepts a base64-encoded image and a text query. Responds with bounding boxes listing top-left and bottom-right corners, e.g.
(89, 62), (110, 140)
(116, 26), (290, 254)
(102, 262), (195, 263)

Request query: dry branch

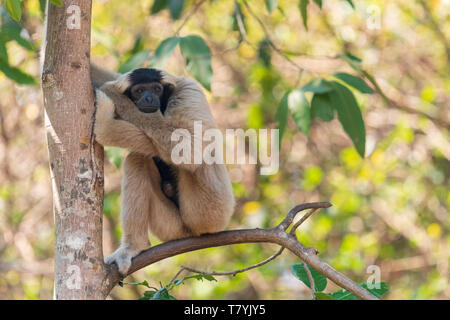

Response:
(102, 202), (379, 300)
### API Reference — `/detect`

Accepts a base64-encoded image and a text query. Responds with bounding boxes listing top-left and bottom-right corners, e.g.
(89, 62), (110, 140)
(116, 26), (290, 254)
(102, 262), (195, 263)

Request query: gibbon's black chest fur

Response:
(152, 156), (179, 208)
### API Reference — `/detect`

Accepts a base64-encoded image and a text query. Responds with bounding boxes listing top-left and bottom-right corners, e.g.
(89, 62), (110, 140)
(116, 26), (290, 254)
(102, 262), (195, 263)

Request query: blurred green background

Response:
(0, 0), (449, 300)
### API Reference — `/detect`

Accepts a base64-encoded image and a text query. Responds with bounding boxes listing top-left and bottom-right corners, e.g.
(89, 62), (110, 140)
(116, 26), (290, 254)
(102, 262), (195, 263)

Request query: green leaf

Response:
(49, 0), (63, 6)
(329, 81), (366, 157)
(288, 90), (310, 136)
(0, 41), (8, 61)
(179, 35), (213, 91)
(301, 78), (332, 93)
(314, 292), (336, 300)
(313, 0), (322, 8)
(258, 38), (271, 67)
(334, 72), (373, 94)
(344, 0), (355, 9)
(299, 0), (309, 30)
(291, 263), (327, 292)
(149, 36), (180, 69)
(331, 282), (389, 300)
(169, 0), (184, 20)
(151, 0), (167, 15)
(265, 0), (278, 13)
(311, 92), (334, 122)
(118, 50), (150, 74)
(152, 288), (177, 300)
(0, 11), (34, 51)
(138, 290), (156, 300)
(275, 92), (289, 144)
(105, 147), (124, 169)
(0, 59), (36, 84)
(5, 0), (21, 21)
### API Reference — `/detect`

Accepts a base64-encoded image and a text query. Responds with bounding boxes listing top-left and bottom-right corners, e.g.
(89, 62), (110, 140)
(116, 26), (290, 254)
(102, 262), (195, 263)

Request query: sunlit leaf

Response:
(311, 92), (334, 122)
(334, 72), (373, 94)
(179, 35), (212, 90)
(288, 89), (310, 136)
(291, 263), (327, 292)
(329, 81), (366, 157)
(5, 0), (21, 21)
(149, 36), (180, 69)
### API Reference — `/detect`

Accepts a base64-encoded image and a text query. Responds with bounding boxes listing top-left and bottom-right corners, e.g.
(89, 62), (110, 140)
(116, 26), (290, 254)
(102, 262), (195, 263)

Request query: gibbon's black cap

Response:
(128, 68), (162, 85)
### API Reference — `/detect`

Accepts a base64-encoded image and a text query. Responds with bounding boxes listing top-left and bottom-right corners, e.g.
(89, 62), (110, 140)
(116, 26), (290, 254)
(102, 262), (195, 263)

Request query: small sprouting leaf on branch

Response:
(291, 263), (328, 292)
(333, 72), (373, 94)
(288, 89), (310, 136)
(265, 0), (278, 13)
(5, 0), (21, 21)
(179, 35), (213, 91)
(149, 36), (180, 68)
(174, 274), (217, 287)
(313, 0), (322, 8)
(299, 0), (309, 30)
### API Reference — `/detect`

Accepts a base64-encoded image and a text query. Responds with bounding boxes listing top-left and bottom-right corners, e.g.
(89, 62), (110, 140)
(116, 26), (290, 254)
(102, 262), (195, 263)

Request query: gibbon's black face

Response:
(124, 68), (174, 114)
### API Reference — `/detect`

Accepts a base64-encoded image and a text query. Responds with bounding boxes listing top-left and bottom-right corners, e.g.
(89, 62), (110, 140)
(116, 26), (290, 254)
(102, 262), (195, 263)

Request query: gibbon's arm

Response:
(94, 89), (158, 156)
(98, 84), (200, 171)
(91, 63), (121, 89)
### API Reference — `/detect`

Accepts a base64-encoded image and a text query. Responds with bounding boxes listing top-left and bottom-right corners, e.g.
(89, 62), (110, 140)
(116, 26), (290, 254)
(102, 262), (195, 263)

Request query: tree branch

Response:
(102, 202), (379, 300)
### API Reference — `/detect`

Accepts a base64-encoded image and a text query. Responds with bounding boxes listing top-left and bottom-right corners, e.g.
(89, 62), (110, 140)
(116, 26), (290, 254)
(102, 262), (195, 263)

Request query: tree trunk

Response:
(41, 0), (105, 299)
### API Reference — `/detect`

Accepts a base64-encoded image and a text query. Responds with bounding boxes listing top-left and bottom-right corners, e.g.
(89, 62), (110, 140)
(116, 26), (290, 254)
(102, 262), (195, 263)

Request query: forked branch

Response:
(102, 202), (378, 300)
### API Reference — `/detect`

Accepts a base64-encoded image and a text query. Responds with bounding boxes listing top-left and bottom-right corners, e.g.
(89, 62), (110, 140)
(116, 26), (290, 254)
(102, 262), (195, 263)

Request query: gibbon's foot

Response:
(104, 245), (143, 276)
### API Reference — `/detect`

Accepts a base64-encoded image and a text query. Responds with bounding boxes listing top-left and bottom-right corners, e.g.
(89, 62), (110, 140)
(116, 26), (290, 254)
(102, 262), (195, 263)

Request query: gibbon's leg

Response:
(94, 89), (158, 156)
(145, 159), (193, 242)
(104, 152), (151, 275)
(105, 153), (191, 275)
(91, 63), (120, 89)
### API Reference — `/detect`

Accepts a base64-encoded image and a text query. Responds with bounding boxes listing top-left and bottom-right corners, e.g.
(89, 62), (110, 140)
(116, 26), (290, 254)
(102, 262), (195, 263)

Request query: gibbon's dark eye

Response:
(136, 88), (144, 94)
(154, 86), (161, 93)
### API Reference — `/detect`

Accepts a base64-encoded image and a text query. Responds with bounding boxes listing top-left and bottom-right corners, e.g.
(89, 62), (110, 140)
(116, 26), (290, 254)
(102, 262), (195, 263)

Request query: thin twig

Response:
(174, 0), (208, 36)
(302, 261), (316, 300)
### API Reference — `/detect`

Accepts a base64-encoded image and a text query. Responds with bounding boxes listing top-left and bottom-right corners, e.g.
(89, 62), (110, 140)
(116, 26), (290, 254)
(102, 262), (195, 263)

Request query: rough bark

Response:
(41, 0), (105, 299)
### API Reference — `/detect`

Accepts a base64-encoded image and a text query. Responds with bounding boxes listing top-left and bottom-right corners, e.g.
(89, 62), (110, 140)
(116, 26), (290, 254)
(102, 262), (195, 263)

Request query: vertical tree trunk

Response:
(41, 0), (105, 299)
